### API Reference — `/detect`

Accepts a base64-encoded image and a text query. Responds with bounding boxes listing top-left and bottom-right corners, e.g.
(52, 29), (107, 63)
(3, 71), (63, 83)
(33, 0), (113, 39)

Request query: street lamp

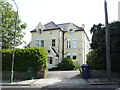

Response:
(10, 0), (18, 83)
(104, 0), (111, 81)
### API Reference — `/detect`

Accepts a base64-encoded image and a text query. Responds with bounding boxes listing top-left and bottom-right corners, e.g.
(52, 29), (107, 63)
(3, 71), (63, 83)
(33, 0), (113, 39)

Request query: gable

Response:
(44, 21), (59, 30)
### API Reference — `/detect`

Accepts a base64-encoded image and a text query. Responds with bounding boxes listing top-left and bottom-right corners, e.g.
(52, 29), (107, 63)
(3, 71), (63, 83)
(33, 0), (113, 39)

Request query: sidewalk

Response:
(1, 78), (120, 89)
(1, 70), (120, 89)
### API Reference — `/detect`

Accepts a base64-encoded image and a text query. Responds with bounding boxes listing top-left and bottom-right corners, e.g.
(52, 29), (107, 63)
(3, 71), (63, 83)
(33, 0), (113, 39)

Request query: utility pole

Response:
(10, 0), (18, 83)
(104, 0), (111, 81)
(118, 1), (120, 21)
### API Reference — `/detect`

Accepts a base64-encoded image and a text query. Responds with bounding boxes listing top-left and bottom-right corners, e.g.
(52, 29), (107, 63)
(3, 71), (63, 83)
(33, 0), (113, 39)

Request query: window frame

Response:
(67, 40), (71, 48)
(48, 57), (53, 64)
(41, 39), (44, 47)
(35, 40), (39, 47)
(72, 39), (77, 48)
(52, 39), (56, 47)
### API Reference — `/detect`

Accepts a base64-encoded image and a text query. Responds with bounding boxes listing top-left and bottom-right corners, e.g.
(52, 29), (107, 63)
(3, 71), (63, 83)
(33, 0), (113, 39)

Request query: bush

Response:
(87, 50), (120, 73)
(58, 57), (75, 70)
(73, 60), (80, 70)
(2, 47), (48, 71)
(86, 50), (106, 70)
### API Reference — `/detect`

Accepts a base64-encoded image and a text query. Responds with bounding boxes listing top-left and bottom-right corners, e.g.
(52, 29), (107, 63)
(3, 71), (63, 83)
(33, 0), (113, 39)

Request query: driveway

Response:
(46, 70), (81, 79)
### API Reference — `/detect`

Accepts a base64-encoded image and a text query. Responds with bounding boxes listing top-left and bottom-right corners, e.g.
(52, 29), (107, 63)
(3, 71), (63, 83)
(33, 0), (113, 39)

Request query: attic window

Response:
(50, 31), (52, 34)
(69, 29), (74, 34)
(38, 29), (41, 34)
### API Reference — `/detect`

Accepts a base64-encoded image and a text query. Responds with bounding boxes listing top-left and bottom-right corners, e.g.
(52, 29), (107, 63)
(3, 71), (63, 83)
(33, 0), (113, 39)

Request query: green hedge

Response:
(2, 47), (48, 71)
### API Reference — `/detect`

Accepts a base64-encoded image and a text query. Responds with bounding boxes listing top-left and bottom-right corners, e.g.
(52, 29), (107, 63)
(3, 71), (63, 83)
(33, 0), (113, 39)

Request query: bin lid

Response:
(81, 64), (89, 67)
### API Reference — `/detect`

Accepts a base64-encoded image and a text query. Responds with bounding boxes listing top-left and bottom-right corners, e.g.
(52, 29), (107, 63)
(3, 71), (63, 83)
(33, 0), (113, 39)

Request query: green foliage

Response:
(87, 21), (120, 72)
(73, 60), (80, 70)
(2, 47), (48, 71)
(87, 50), (106, 70)
(58, 57), (75, 70)
(0, 1), (27, 49)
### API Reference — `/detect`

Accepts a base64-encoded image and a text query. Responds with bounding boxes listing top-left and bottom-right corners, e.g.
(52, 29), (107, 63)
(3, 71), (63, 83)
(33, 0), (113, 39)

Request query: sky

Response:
(8, 0), (120, 48)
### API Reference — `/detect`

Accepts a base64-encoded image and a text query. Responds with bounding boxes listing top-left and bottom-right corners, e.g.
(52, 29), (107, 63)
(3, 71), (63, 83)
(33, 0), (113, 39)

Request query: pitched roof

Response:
(30, 21), (83, 32)
(44, 21), (60, 30)
(57, 23), (83, 31)
(57, 23), (70, 31)
(30, 29), (36, 32)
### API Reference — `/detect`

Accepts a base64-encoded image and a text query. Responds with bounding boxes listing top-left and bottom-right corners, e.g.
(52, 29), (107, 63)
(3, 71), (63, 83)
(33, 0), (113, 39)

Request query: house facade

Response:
(30, 21), (90, 69)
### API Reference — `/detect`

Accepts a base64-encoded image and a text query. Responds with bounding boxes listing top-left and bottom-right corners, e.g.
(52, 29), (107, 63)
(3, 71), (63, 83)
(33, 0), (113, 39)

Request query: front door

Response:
(48, 57), (53, 69)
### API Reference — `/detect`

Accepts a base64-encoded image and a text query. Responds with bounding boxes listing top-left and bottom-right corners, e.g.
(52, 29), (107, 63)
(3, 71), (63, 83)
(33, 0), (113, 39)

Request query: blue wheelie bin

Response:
(81, 64), (90, 79)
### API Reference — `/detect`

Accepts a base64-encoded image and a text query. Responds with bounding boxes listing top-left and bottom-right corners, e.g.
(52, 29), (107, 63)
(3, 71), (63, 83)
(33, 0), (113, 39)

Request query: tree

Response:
(87, 21), (120, 72)
(0, 1), (27, 49)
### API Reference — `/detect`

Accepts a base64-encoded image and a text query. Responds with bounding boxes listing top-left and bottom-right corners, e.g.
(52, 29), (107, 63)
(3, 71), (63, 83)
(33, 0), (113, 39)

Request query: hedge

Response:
(2, 47), (48, 71)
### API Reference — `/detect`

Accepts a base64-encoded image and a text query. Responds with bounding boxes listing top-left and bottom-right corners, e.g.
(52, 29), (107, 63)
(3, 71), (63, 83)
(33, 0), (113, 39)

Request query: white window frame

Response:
(67, 39), (71, 48)
(41, 40), (44, 47)
(72, 39), (77, 48)
(38, 28), (41, 34)
(40, 38), (44, 47)
(69, 28), (75, 34)
(51, 38), (56, 47)
(35, 39), (40, 47)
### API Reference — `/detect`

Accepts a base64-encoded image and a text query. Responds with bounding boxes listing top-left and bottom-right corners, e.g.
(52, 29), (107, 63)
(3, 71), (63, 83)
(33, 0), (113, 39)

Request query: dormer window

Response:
(69, 28), (74, 34)
(50, 31), (52, 34)
(38, 29), (41, 34)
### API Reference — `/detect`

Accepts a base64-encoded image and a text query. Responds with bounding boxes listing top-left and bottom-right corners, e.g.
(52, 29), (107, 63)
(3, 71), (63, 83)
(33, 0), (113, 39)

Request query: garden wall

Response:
(90, 70), (120, 78)
(2, 70), (47, 80)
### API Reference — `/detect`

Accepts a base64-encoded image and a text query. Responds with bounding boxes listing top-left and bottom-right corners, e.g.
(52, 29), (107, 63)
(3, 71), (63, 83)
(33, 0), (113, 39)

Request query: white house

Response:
(30, 21), (90, 69)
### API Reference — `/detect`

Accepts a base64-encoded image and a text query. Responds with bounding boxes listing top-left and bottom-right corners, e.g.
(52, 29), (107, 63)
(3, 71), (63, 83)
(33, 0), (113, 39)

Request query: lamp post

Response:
(10, 0), (18, 83)
(104, 0), (111, 81)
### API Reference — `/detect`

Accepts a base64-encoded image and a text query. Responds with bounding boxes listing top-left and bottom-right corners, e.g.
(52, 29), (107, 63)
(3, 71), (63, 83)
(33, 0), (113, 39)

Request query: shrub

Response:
(2, 47), (48, 71)
(73, 60), (80, 70)
(86, 50), (106, 70)
(58, 57), (75, 70)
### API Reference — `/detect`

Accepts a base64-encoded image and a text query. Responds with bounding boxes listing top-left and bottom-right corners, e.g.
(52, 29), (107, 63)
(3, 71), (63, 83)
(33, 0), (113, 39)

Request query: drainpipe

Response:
(58, 30), (60, 64)
(62, 31), (65, 61)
